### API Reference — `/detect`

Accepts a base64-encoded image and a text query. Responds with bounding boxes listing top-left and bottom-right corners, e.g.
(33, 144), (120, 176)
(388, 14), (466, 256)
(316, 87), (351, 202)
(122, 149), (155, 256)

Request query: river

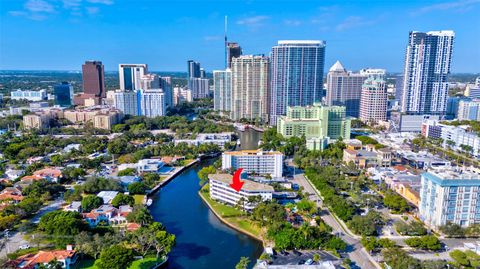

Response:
(150, 129), (263, 269)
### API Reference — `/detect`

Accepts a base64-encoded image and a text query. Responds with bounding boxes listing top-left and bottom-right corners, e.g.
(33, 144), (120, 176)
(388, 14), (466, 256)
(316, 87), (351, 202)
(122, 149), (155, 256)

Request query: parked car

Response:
(18, 244), (30, 250)
(305, 259), (313, 265)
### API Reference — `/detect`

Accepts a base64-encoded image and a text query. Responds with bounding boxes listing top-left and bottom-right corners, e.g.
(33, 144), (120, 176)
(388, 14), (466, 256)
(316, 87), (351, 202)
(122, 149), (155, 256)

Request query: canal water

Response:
(150, 129), (263, 269)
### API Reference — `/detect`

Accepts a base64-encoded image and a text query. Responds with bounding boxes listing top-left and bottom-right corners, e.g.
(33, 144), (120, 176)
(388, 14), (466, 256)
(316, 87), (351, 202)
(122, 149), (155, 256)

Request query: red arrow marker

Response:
(230, 168), (244, 192)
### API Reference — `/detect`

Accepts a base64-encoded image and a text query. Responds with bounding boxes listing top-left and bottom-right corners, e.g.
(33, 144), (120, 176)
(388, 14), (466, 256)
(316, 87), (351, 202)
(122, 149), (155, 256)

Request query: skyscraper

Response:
(227, 42), (242, 68)
(53, 82), (74, 107)
(187, 60), (201, 78)
(139, 89), (166, 118)
(159, 76), (173, 108)
(401, 30), (455, 115)
(359, 78), (388, 124)
(270, 40), (326, 124)
(113, 91), (139, 116)
(213, 69), (232, 112)
(188, 78), (210, 99)
(82, 61), (105, 98)
(200, 68), (206, 78)
(231, 55), (270, 122)
(119, 64), (148, 91)
(326, 61), (367, 117)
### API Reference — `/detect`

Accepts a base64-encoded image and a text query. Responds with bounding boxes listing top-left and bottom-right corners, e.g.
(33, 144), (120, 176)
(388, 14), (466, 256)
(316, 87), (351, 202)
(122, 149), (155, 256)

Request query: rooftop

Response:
(223, 149), (283, 156)
(209, 174), (274, 192)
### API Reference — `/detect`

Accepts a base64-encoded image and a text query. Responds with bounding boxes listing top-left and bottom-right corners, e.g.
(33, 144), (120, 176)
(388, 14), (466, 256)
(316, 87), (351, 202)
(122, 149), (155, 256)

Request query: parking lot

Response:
(269, 250), (340, 266)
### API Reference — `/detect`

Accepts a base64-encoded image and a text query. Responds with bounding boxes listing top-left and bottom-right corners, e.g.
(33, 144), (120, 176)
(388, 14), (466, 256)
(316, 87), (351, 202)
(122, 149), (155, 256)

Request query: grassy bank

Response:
(72, 256), (163, 269)
(198, 185), (264, 241)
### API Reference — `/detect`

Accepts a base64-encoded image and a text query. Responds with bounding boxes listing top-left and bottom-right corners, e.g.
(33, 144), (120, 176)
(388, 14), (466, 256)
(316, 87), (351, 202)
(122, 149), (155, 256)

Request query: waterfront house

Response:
(64, 201), (82, 212)
(137, 159), (164, 173)
(96, 191), (119, 204)
(12, 247), (77, 269)
(82, 204), (133, 227)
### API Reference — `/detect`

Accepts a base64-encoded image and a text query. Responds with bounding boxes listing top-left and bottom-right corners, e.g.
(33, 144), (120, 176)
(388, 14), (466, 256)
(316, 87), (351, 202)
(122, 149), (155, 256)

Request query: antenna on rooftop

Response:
(224, 15), (228, 69)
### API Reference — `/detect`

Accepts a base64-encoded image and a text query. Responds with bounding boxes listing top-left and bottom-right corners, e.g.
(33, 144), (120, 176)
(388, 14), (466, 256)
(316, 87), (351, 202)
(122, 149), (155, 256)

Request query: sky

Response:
(0, 0), (479, 73)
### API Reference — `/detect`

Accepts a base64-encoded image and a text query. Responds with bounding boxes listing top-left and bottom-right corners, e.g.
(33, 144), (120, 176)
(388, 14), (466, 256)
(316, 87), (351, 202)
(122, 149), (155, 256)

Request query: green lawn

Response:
(199, 186), (242, 218)
(73, 257), (162, 269)
(133, 194), (145, 205)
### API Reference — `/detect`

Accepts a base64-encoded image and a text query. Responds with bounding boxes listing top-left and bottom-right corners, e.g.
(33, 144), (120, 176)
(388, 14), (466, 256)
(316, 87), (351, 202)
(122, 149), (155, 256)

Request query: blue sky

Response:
(1, 0), (479, 73)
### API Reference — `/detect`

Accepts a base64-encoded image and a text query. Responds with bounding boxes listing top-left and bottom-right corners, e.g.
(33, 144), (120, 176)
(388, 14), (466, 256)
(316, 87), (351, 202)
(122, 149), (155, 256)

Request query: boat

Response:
(146, 199), (153, 207)
(234, 123), (246, 132)
(236, 140), (241, 147)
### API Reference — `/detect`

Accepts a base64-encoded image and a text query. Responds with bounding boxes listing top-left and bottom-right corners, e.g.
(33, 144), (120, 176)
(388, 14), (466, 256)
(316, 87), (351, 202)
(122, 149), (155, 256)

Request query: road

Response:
(0, 198), (64, 257)
(292, 173), (381, 269)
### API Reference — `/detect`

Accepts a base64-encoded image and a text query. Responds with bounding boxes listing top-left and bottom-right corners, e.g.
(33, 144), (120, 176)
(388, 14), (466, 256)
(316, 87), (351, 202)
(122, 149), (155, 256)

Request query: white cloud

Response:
(236, 15), (269, 26)
(24, 0), (55, 13)
(86, 6), (99, 15)
(284, 19), (301, 26)
(87, 0), (113, 5)
(413, 0), (480, 15)
(335, 16), (375, 31)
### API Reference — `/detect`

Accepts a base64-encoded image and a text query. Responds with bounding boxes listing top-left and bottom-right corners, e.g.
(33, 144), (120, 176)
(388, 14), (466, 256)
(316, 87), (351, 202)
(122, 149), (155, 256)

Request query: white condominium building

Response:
(231, 55), (270, 122)
(420, 168), (480, 228)
(11, 89), (47, 101)
(209, 174), (274, 210)
(359, 78), (388, 124)
(113, 90), (139, 116)
(222, 149), (283, 178)
(213, 69), (232, 112)
(139, 89), (166, 118)
(119, 64), (148, 91)
(457, 99), (480, 121)
(188, 77), (210, 99)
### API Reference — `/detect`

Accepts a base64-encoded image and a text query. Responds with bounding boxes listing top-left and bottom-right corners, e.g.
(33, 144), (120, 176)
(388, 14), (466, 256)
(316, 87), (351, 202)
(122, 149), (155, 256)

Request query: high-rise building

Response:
(200, 68), (206, 78)
(400, 30), (455, 115)
(11, 89), (47, 101)
(457, 99), (480, 121)
(82, 61), (105, 98)
(359, 78), (388, 124)
(113, 91), (139, 116)
(53, 82), (74, 107)
(326, 61), (367, 117)
(231, 55), (270, 122)
(187, 60), (201, 78)
(173, 87), (193, 105)
(159, 77), (173, 108)
(465, 77), (480, 99)
(270, 40), (326, 124)
(420, 168), (480, 228)
(139, 89), (166, 118)
(213, 69), (232, 112)
(119, 64), (148, 91)
(227, 42), (242, 68)
(188, 77), (210, 99)
(140, 74), (160, 90)
(222, 149), (284, 178)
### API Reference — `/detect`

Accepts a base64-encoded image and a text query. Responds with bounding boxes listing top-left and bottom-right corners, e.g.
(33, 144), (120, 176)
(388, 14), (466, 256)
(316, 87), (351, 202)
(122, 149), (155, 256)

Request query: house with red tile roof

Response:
(0, 187), (24, 204)
(20, 167), (63, 183)
(12, 248), (77, 269)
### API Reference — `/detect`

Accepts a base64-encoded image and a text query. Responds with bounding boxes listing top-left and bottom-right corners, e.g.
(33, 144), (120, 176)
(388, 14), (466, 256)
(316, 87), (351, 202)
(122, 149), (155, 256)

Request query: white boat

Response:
(146, 199), (153, 207)
(234, 123), (246, 132)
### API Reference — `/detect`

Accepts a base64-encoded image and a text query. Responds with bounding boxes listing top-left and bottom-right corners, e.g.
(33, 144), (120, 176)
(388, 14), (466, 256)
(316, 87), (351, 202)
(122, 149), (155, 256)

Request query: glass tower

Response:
(270, 40), (326, 124)
(53, 82), (74, 107)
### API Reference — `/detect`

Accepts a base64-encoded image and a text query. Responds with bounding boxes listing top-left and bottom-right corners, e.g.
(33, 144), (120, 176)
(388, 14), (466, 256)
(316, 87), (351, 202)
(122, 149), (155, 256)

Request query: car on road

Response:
(305, 259), (313, 265)
(297, 260), (306, 265)
(18, 244), (30, 250)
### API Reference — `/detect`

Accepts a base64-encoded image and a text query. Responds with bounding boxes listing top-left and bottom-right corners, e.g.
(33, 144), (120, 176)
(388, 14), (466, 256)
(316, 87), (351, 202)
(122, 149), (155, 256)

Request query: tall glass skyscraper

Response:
(54, 82), (74, 107)
(270, 40), (326, 124)
(119, 64), (148, 91)
(401, 30), (455, 115)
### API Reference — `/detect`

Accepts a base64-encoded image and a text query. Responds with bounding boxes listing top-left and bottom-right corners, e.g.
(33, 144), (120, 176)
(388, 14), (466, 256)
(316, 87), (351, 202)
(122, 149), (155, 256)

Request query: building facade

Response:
(119, 64), (148, 91)
(231, 55), (270, 122)
(359, 68), (386, 80)
(53, 82), (74, 107)
(113, 91), (139, 116)
(400, 30), (455, 115)
(11, 89), (47, 101)
(213, 69), (232, 113)
(222, 149), (283, 178)
(270, 40), (326, 123)
(227, 42), (242, 68)
(420, 168), (480, 228)
(188, 77), (210, 99)
(139, 89), (166, 118)
(209, 174), (274, 210)
(187, 60), (201, 78)
(457, 99), (480, 121)
(277, 103), (351, 143)
(82, 61), (105, 98)
(359, 78), (387, 124)
(326, 61), (367, 118)
(173, 87), (193, 105)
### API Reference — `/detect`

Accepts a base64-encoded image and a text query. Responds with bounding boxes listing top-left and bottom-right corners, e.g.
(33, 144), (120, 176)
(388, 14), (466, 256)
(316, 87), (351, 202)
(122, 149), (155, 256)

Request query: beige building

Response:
(359, 78), (387, 124)
(23, 108), (64, 129)
(231, 55), (270, 122)
(63, 107), (123, 130)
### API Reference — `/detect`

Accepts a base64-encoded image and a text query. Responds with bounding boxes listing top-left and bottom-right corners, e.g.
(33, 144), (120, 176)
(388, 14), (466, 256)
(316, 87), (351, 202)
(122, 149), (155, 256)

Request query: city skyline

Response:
(1, 0), (479, 72)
